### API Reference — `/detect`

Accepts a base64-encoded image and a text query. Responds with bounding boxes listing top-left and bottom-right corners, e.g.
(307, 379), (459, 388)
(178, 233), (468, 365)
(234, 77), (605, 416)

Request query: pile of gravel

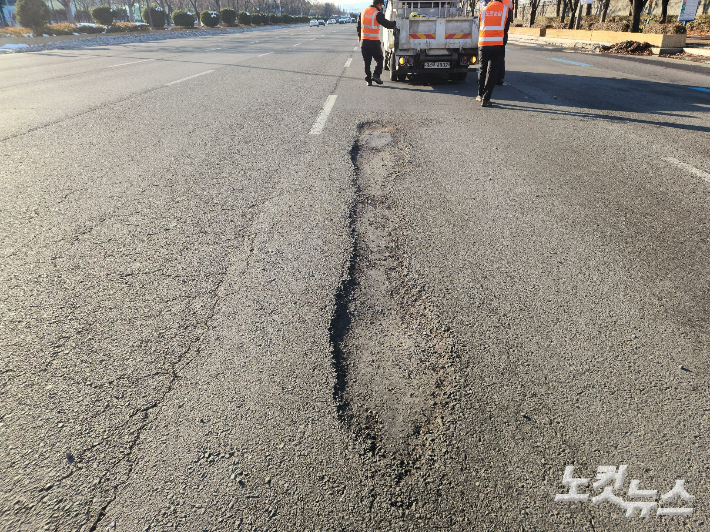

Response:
(3, 25), (305, 53)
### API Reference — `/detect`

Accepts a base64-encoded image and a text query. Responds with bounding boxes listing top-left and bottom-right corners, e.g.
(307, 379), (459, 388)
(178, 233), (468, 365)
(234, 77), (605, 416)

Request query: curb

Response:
(682, 46), (710, 57)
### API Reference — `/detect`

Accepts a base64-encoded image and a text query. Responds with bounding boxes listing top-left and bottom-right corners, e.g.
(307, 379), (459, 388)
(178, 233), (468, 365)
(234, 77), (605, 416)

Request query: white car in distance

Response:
(309, 19), (319, 27)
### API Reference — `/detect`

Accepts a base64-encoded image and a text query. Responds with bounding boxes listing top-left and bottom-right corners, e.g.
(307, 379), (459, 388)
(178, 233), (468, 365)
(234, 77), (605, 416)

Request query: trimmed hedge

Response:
(268, 13), (280, 24)
(105, 22), (150, 32)
(91, 6), (114, 25)
(172, 9), (195, 27)
(75, 23), (106, 33)
(200, 10), (220, 27)
(237, 11), (250, 24)
(15, 0), (50, 29)
(643, 23), (686, 34)
(43, 22), (75, 35)
(141, 5), (166, 27)
(220, 8), (236, 25)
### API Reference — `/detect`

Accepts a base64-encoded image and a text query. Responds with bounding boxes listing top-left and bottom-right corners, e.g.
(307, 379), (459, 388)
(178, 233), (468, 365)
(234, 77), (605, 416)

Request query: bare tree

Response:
(660, 0), (670, 22)
(566, 0), (580, 27)
(631, 0), (648, 31)
(600, 0), (610, 21)
(56, 0), (77, 23)
(529, 0), (541, 25)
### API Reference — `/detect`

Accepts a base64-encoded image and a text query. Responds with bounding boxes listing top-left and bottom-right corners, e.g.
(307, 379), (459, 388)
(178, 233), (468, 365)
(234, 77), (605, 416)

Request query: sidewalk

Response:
(508, 33), (710, 58)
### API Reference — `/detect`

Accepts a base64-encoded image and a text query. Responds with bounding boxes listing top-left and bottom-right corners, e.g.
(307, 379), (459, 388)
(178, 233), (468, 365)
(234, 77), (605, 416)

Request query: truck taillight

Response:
(471, 55), (477, 64)
(460, 56), (469, 65)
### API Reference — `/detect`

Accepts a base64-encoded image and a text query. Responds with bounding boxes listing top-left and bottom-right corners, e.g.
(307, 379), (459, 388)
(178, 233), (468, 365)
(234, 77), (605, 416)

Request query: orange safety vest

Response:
(360, 6), (381, 40)
(479, 1), (507, 47)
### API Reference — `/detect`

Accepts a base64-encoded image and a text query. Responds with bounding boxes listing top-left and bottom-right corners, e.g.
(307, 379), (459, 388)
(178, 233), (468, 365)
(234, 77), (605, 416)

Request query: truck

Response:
(381, 0), (479, 82)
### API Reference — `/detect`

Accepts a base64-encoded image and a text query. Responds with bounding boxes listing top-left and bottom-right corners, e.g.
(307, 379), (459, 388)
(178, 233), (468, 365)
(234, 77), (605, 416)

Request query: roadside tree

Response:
(200, 9), (220, 26)
(15, 0), (50, 29)
(528, 0), (541, 26)
(172, 8), (195, 26)
(142, 5), (166, 27)
(91, 5), (115, 25)
(220, 7), (236, 24)
(630, 0), (649, 31)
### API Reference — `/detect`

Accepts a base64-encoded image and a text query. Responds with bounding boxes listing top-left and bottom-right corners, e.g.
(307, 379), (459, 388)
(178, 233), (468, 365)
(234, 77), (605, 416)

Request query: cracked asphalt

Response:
(1, 22), (710, 532)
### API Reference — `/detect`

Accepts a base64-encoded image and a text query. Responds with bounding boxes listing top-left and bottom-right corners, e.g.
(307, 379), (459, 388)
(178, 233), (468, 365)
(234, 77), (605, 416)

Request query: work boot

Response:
(481, 99), (492, 107)
(372, 76), (383, 85)
(496, 79), (504, 85)
(475, 95), (482, 101)
(366, 80), (373, 86)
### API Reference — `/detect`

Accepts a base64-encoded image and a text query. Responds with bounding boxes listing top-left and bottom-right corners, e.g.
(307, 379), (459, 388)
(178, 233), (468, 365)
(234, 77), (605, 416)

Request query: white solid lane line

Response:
(664, 157), (710, 184)
(257, 52), (274, 57)
(108, 59), (155, 68)
(165, 70), (215, 86)
(309, 95), (337, 135)
(345, 58), (352, 67)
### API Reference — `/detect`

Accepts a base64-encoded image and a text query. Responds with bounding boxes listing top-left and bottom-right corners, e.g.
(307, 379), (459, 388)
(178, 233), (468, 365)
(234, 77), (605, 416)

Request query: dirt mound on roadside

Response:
(601, 40), (653, 55)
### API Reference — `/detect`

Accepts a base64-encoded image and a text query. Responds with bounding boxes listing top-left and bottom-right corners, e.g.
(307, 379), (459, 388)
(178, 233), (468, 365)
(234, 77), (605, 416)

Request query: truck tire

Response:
(456, 72), (467, 81)
(389, 53), (398, 81)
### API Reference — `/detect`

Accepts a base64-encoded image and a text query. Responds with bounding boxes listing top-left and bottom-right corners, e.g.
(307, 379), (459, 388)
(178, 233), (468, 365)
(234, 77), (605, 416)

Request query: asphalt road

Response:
(1, 24), (710, 532)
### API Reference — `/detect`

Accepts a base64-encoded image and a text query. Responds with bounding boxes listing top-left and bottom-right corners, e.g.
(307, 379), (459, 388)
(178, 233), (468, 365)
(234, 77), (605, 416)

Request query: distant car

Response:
(318, 19), (325, 26)
(309, 19), (318, 27)
(327, 19), (336, 24)
(338, 18), (346, 23)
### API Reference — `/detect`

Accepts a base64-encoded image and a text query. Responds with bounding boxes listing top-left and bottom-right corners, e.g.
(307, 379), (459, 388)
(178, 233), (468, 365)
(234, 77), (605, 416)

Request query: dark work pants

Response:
(498, 47), (506, 82)
(478, 45), (504, 101)
(361, 40), (384, 81)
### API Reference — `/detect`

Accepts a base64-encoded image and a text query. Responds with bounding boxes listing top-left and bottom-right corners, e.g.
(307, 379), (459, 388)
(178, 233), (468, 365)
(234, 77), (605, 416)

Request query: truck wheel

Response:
(396, 69), (407, 82)
(389, 53), (397, 81)
(456, 72), (467, 81)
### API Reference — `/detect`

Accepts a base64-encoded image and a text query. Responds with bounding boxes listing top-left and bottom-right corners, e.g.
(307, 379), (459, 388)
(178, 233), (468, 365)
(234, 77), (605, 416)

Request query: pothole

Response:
(331, 123), (461, 458)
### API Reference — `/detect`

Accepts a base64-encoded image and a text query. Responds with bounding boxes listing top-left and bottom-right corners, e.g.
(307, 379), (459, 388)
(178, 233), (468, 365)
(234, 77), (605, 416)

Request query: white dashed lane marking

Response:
(345, 58), (352, 67)
(664, 157), (710, 184)
(165, 70), (215, 86)
(309, 95), (337, 135)
(108, 59), (154, 68)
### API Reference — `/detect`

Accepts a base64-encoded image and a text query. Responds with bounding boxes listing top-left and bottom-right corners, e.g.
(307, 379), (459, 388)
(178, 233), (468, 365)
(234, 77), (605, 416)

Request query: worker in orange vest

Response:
(357, 0), (397, 86)
(477, 0), (511, 106)
(498, 0), (513, 85)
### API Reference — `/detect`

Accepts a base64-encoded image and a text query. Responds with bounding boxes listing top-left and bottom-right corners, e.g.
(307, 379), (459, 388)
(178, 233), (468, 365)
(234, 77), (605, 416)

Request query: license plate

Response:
(424, 61), (450, 68)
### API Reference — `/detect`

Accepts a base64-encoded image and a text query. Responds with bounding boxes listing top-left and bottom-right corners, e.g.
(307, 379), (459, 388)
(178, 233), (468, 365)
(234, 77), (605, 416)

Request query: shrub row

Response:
(0, 22), (149, 36)
(237, 12), (310, 25)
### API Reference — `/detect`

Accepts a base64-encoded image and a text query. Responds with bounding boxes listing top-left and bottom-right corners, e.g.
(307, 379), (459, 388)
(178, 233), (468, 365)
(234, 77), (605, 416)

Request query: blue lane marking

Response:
(689, 86), (710, 93)
(548, 58), (593, 67)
